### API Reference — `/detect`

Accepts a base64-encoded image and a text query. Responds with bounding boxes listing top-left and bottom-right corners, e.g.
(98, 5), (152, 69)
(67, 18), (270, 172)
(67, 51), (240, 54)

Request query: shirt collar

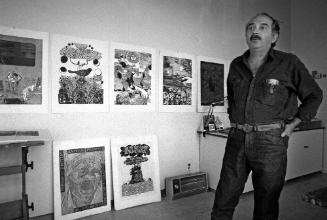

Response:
(240, 48), (276, 64)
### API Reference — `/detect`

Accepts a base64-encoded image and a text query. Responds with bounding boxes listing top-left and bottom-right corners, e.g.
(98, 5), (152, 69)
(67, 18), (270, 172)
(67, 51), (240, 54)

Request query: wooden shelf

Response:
(0, 140), (45, 148)
(0, 129), (51, 220)
(0, 165), (22, 176)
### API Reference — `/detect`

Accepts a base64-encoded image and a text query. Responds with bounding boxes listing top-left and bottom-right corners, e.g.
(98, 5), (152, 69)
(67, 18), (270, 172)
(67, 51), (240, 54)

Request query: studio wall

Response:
(290, 0), (327, 172)
(0, 0), (292, 217)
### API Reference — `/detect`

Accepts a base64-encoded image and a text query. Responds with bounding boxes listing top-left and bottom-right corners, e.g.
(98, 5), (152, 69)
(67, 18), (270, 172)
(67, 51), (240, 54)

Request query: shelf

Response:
(0, 165), (22, 176)
(0, 140), (45, 148)
(197, 129), (229, 138)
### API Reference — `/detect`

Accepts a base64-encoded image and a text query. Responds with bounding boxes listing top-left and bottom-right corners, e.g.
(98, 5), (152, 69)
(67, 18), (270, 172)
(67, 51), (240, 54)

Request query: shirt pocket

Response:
(255, 78), (288, 106)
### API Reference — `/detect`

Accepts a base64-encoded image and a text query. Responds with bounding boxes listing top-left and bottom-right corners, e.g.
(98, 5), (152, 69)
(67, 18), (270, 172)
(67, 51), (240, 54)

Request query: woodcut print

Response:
(59, 147), (107, 215)
(162, 56), (192, 105)
(0, 26), (48, 113)
(110, 43), (155, 112)
(197, 56), (227, 112)
(120, 143), (153, 197)
(53, 138), (111, 220)
(200, 61), (224, 106)
(114, 49), (152, 105)
(159, 51), (195, 112)
(111, 135), (160, 210)
(51, 34), (108, 113)
(57, 44), (103, 105)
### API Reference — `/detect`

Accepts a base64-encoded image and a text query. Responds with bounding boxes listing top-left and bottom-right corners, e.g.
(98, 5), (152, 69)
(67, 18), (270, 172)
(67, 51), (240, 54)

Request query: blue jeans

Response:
(211, 128), (288, 220)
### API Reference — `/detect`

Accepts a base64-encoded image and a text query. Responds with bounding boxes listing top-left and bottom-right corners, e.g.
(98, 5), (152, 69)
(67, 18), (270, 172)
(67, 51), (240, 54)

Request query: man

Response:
(211, 12), (323, 220)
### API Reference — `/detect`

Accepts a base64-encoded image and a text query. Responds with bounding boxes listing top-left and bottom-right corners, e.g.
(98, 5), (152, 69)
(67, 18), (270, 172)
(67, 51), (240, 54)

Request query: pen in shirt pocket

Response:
(266, 79), (279, 94)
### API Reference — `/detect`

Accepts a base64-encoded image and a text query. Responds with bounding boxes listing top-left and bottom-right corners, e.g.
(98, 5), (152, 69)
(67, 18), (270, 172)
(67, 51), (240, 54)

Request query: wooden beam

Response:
(0, 165), (22, 176)
(0, 200), (23, 220)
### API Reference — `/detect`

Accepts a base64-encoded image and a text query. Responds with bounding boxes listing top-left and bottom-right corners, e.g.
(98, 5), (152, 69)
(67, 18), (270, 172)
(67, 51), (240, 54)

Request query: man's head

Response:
(245, 12), (280, 51)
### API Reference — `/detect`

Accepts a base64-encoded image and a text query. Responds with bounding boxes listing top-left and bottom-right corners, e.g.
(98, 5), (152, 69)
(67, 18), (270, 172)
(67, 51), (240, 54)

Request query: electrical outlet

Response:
(187, 163), (191, 172)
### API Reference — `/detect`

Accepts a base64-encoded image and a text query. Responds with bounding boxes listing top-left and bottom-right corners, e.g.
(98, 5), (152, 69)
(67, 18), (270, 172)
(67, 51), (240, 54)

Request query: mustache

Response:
(250, 34), (261, 40)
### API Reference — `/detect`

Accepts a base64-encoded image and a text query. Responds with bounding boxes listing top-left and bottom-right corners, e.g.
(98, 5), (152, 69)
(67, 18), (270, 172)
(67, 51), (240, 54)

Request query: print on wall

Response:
(197, 56), (228, 112)
(51, 34), (109, 113)
(0, 26), (48, 113)
(53, 138), (111, 220)
(109, 42), (156, 112)
(159, 51), (196, 112)
(111, 135), (161, 210)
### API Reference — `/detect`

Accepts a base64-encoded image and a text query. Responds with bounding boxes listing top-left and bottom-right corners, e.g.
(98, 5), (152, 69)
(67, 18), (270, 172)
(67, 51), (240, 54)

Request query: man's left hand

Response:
(281, 117), (302, 137)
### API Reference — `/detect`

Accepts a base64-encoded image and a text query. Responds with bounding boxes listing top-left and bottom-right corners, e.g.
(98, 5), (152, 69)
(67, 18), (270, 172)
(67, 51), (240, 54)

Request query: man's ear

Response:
(272, 32), (279, 44)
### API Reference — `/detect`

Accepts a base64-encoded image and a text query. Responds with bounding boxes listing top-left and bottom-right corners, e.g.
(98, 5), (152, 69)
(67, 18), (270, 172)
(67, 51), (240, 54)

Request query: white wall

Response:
(290, 0), (327, 116)
(290, 0), (327, 172)
(0, 0), (291, 217)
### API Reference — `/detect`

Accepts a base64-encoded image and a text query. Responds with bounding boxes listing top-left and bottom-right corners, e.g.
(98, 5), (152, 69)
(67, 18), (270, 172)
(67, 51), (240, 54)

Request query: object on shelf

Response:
(0, 129), (51, 220)
(202, 101), (225, 132)
(295, 120), (322, 130)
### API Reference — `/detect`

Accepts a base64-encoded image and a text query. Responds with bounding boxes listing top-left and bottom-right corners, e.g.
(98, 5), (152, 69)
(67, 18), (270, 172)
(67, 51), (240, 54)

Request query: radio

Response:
(165, 172), (208, 200)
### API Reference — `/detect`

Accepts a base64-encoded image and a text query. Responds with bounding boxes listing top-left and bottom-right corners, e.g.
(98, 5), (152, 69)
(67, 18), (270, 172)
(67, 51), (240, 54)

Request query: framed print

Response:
(111, 135), (161, 210)
(51, 34), (109, 113)
(197, 56), (228, 112)
(0, 26), (49, 113)
(109, 42), (156, 112)
(53, 138), (111, 220)
(159, 50), (196, 112)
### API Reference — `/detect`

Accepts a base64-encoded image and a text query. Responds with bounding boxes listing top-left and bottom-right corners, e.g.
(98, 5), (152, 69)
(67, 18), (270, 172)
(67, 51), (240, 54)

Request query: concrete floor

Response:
(32, 172), (327, 220)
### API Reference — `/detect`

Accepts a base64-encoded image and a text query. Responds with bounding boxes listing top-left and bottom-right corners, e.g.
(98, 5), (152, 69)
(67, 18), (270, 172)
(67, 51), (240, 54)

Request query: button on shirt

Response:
(227, 49), (323, 124)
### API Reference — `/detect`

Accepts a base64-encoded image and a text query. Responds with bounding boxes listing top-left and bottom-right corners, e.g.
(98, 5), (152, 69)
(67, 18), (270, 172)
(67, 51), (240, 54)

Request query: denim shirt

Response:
(227, 49), (323, 124)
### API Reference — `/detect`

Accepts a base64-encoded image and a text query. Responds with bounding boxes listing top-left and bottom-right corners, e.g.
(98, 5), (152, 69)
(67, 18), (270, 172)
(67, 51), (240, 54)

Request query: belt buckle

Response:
(243, 124), (253, 133)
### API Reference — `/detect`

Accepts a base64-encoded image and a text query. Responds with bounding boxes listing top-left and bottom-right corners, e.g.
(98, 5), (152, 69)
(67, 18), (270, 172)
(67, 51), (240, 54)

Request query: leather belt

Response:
(230, 122), (284, 133)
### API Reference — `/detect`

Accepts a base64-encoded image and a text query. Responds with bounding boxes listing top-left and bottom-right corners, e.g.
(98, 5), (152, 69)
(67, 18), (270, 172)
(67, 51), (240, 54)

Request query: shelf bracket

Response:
(22, 147), (34, 172)
(28, 202), (34, 211)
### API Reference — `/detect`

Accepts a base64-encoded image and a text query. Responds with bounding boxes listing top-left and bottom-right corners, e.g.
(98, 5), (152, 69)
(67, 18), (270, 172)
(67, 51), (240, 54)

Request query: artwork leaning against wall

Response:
(53, 138), (111, 220)
(111, 135), (161, 210)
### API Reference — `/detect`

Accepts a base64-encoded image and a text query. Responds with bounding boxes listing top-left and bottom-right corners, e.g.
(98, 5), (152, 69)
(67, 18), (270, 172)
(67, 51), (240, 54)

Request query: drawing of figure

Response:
(22, 84), (33, 101)
(58, 83), (70, 104)
(6, 71), (22, 94)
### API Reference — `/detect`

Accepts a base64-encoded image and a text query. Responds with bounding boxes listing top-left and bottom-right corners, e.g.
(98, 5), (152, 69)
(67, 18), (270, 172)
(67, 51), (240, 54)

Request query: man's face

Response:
(245, 15), (278, 51)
